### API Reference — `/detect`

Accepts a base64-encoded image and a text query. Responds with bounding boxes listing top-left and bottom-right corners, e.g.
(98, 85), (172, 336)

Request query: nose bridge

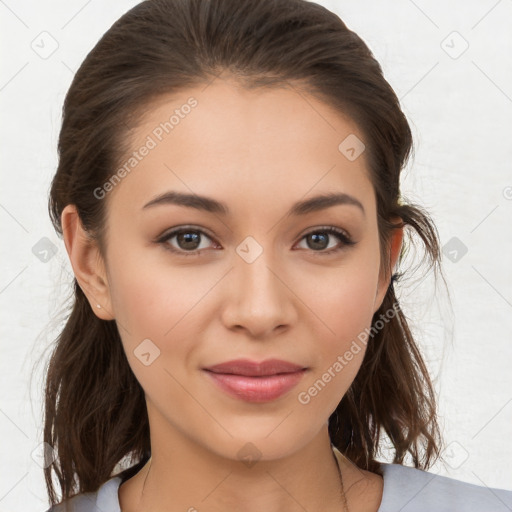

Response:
(235, 234), (282, 303)
(224, 234), (294, 333)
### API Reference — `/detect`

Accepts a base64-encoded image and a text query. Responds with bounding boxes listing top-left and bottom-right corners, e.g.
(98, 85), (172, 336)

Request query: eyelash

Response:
(155, 225), (356, 257)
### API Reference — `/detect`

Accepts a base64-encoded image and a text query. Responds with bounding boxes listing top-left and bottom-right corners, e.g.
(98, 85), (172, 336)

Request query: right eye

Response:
(156, 226), (221, 256)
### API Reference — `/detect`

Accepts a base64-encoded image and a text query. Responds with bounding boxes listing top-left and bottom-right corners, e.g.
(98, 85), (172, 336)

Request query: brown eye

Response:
(174, 230), (202, 250)
(296, 227), (355, 254)
(156, 227), (218, 256)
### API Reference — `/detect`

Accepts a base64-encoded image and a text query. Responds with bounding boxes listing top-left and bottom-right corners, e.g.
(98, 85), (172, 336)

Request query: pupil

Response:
(178, 232), (200, 250)
(309, 233), (327, 250)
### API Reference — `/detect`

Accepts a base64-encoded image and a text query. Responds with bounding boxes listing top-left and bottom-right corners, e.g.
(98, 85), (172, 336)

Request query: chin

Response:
(199, 421), (321, 463)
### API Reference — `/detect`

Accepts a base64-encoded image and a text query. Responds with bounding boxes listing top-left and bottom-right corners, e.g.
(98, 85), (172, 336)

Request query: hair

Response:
(44, 0), (446, 506)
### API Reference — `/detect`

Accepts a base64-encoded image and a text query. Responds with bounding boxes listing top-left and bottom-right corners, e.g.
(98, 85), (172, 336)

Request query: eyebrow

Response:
(142, 190), (365, 217)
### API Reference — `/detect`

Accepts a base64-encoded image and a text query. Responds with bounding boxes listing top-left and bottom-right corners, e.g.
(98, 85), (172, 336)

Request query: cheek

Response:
(106, 259), (198, 399)
(107, 241), (212, 335)
(306, 249), (380, 346)
(295, 245), (380, 402)
(296, 273), (378, 415)
(332, 269), (379, 341)
(106, 245), (222, 385)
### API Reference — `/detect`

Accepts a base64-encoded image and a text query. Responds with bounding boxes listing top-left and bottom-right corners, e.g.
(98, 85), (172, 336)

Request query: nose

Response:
(220, 243), (297, 339)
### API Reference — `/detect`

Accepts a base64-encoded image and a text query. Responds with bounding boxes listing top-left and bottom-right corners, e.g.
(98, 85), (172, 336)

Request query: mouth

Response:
(203, 359), (308, 402)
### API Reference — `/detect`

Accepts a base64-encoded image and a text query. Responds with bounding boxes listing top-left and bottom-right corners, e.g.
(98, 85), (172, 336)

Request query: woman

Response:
(42, 0), (512, 511)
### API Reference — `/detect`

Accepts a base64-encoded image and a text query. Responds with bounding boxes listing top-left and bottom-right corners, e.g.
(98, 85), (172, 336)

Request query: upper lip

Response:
(204, 358), (307, 377)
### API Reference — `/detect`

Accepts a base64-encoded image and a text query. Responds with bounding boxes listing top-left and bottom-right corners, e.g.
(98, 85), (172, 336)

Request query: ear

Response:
(61, 204), (115, 320)
(373, 219), (404, 314)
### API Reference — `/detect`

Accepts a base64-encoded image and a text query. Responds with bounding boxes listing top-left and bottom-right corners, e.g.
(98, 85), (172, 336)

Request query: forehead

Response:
(106, 79), (375, 223)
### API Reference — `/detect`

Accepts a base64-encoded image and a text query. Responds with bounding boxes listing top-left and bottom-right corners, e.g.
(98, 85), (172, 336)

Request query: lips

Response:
(204, 358), (306, 377)
(203, 359), (308, 402)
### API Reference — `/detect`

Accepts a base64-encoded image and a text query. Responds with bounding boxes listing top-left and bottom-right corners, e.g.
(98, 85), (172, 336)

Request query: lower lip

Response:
(204, 369), (307, 403)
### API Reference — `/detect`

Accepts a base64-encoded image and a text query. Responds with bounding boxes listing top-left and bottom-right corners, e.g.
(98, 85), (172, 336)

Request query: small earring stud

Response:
(96, 304), (101, 308)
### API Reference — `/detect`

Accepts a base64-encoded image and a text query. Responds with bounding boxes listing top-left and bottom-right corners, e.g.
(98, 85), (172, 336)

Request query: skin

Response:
(62, 77), (403, 512)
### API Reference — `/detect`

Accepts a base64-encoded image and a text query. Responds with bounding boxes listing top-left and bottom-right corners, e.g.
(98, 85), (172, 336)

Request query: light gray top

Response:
(45, 463), (512, 512)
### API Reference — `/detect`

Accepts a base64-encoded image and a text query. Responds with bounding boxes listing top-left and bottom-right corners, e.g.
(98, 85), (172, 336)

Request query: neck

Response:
(119, 424), (349, 512)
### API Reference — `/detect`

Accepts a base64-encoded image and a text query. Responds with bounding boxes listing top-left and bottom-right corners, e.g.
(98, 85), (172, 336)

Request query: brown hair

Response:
(44, 0), (445, 506)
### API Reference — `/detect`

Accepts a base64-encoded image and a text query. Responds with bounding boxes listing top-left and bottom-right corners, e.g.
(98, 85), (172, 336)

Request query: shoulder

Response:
(43, 477), (122, 512)
(378, 463), (512, 512)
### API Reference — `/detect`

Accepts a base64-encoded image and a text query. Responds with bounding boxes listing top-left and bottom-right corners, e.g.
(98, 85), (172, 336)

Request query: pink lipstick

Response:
(203, 358), (308, 403)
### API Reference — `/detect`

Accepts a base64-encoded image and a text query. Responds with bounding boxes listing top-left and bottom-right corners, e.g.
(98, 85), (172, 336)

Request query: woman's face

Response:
(78, 78), (401, 461)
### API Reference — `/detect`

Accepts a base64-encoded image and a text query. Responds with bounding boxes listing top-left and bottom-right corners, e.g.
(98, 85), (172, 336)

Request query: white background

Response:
(1, 0), (511, 510)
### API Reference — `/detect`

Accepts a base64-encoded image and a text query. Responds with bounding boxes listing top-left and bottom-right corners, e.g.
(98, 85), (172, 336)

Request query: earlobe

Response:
(373, 222), (404, 313)
(61, 204), (114, 321)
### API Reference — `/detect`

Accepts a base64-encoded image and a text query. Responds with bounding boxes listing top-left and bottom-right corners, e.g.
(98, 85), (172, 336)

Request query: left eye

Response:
(295, 227), (354, 253)
(156, 226), (355, 256)
(157, 228), (217, 255)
